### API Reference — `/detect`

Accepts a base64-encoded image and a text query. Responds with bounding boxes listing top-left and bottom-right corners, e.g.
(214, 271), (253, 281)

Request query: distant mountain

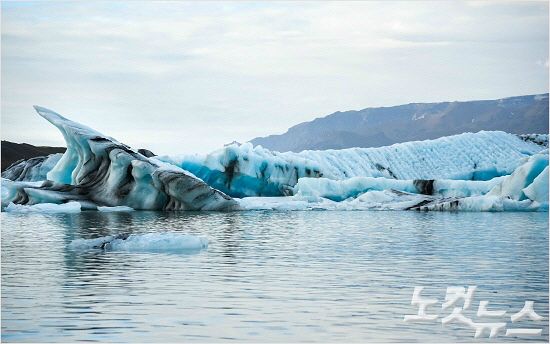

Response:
(1, 141), (66, 171)
(250, 94), (549, 152)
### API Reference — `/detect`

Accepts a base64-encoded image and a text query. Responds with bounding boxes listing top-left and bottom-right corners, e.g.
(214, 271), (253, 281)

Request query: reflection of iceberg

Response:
(1, 106), (547, 212)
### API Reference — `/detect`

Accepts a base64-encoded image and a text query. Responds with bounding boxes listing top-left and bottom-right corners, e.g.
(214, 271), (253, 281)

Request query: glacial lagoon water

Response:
(1, 210), (548, 342)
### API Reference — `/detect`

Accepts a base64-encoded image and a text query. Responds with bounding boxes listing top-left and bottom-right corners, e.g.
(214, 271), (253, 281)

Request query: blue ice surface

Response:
(158, 132), (543, 198)
(1, 106), (548, 212)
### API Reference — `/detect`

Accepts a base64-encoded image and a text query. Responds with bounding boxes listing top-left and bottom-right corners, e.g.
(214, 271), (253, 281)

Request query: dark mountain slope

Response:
(1, 141), (66, 171)
(251, 94), (549, 152)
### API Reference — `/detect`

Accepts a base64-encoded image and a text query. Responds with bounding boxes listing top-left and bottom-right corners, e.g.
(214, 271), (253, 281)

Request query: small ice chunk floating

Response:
(68, 232), (209, 252)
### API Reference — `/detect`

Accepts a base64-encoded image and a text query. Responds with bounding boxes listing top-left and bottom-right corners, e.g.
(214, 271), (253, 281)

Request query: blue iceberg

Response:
(157, 131), (542, 197)
(2, 106), (238, 211)
(1, 106), (547, 212)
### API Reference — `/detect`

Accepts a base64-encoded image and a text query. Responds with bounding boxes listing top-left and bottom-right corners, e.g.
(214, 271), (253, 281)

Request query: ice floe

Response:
(68, 233), (209, 252)
(4, 201), (82, 213)
(97, 205), (135, 212)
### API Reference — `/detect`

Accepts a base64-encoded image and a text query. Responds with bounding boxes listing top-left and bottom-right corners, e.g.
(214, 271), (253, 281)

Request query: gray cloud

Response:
(2, 1), (548, 154)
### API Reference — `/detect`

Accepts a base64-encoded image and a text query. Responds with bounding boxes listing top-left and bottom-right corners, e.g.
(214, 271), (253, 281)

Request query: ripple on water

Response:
(1, 211), (548, 342)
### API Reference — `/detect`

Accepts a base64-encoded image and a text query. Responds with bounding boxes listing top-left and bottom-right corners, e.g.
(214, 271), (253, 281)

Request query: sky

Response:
(1, 1), (548, 155)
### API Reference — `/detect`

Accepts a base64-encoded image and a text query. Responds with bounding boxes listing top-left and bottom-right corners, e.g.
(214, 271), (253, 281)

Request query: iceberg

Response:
(293, 176), (506, 201)
(158, 131), (542, 197)
(237, 150), (548, 212)
(2, 178), (42, 208)
(235, 191), (430, 211)
(2, 153), (62, 182)
(1, 105), (547, 212)
(402, 151), (549, 211)
(523, 167), (548, 205)
(68, 232), (209, 252)
(1, 106), (238, 211)
(518, 133), (549, 147)
(97, 205), (135, 212)
(288, 150), (548, 211)
(4, 201), (82, 213)
(236, 196), (315, 211)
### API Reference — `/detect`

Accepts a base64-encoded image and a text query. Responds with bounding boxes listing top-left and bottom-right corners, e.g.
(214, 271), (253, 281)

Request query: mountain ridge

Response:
(250, 93), (549, 152)
(1, 140), (66, 171)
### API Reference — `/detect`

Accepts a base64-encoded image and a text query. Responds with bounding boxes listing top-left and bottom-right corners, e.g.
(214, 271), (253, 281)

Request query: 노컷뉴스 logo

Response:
(404, 286), (545, 338)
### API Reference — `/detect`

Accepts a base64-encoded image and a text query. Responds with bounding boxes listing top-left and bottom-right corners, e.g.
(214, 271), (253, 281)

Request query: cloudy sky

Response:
(2, 1), (548, 154)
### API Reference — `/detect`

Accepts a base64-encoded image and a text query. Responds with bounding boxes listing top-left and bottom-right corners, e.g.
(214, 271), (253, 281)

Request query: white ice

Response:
(97, 206), (135, 212)
(4, 201), (82, 213)
(1, 153), (62, 182)
(159, 131), (543, 197)
(2, 106), (547, 212)
(6, 106), (238, 211)
(237, 150), (549, 212)
(293, 176), (505, 201)
(235, 192), (429, 211)
(68, 232), (209, 252)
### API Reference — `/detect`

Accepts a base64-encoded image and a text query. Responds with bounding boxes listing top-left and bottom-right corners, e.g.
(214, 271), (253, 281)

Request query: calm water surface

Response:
(1, 211), (548, 342)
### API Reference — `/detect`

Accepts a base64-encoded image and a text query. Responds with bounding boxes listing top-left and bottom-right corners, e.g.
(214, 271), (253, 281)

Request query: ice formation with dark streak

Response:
(1, 106), (547, 212)
(2, 106), (238, 211)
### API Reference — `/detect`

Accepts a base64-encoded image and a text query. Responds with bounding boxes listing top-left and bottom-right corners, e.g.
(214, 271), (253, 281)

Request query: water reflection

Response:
(2, 211), (548, 342)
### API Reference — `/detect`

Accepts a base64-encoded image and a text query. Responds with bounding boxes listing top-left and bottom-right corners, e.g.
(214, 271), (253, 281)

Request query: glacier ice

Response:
(236, 150), (548, 212)
(487, 152), (548, 201)
(523, 167), (548, 206)
(236, 196), (314, 211)
(2, 153), (62, 182)
(518, 134), (549, 147)
(293, 176), (505, 201)
(407, 151), (549, 211)
(97, 205), (135, 212)
(158, 143), (323, 197)
(68, 232), (208, 252)
(5, 201), (82, 213)
(2, 178), (43, 209)
(235, 192), (429, 211)
(158, 131), (541, 197)
(2, 106), (238, 211)
(1, 105), (547, 213)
